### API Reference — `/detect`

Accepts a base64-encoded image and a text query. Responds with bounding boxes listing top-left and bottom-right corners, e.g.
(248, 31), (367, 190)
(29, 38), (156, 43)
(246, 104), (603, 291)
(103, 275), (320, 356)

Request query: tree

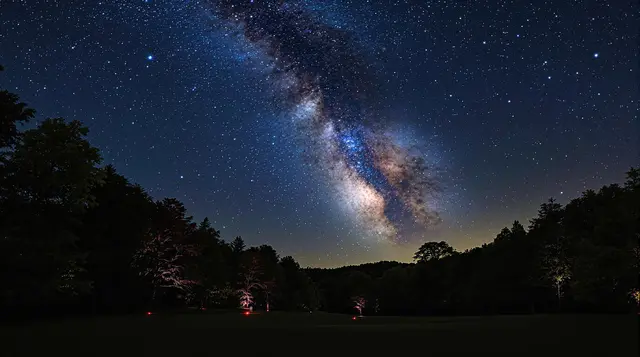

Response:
(0, 67), (35, 149)
(238, 287), (254, 310)
(413, 241), (455, 263)
(237, 254), (265, 310)
(510, 221), (527, 238)
(279, 255), (317, 311)
(228, 236), (246, 287)
(630, 288), (640, 312)
(0, 119), (101, 311)
(625, 167), (640, 189)
(187, 217), (231, 308)
(1, 118), (101, 207)
(253, 245), (280, 311)
(133, 199), (197, 307)
(529, 198), (570, 310)
(378, 266), (414, 314)
(80, 165), (155, 312)
(134, 231), (194, 300)
(563, 177), (638, 311)
(279, 255), (303, 310)
(230, 236), (246, 255)
(353, 296), (366, 316)
(494, 227), (512, 242)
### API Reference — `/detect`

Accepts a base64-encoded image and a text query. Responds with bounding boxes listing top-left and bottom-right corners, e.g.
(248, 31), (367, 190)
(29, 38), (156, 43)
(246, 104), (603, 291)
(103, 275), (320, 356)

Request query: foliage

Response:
(310, 169), (639, 315)
(79, 165), (155, 312)
(0, 117), (102, 313)
(0, 67), (35, 149)
(413, 241), (456, 263)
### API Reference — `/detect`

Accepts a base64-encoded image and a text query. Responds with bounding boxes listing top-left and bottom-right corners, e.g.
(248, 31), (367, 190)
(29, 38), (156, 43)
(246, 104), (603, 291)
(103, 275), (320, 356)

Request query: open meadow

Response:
(3, 312), (637, 356)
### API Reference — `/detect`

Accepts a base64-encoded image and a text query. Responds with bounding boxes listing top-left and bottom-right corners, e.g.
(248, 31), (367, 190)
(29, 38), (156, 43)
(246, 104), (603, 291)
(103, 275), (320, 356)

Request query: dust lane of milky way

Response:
(205, 0), (442, 242)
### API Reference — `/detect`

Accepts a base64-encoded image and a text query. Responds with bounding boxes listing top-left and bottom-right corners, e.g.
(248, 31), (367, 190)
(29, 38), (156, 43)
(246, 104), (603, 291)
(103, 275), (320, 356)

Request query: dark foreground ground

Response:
(3, 312), (637, 356)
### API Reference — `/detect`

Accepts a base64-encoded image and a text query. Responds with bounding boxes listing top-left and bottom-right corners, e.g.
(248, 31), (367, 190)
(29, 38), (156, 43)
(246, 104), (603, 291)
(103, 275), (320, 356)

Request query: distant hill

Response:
(306, 261), (411, 280)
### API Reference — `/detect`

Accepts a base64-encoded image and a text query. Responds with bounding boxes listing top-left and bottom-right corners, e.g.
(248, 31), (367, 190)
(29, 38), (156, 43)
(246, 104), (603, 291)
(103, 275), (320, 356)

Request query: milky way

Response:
(2, 0), (634, 265)
(207, 0), (440, 241)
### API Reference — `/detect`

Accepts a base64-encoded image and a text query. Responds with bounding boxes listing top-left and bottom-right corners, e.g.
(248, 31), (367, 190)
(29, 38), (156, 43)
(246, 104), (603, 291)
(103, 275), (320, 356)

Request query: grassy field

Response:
(3, 312), (637, 356)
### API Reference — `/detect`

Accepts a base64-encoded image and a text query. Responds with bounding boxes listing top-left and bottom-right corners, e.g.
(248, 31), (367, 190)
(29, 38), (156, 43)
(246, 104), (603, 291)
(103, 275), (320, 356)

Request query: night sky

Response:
(0, 0), (636, 267)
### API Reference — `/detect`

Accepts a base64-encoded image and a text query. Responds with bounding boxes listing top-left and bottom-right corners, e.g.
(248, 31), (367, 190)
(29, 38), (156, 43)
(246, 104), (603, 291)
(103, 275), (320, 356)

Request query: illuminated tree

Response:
(238, 288), (254, 310)
(237, 256), (265, 310)
(552, 269), (570, 304)
(544, 248), (571, 307)
(530, 198), (571, 310)
(629, 289), (640, 310)
(353, 296), (366, 316)
(134, 231), (196, 298)
(133, 199), (198, 303)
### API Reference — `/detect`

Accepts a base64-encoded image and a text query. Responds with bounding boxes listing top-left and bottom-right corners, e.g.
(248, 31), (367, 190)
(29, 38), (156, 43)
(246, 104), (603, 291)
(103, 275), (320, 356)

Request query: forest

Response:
(1, 65), (638, 321)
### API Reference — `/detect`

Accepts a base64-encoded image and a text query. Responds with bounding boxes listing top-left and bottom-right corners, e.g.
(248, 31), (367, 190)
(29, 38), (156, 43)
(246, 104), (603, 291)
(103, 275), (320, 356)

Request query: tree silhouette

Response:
(0, 67), (35, 149)
(230, 236), (246, 255)
(187, 217), (230, 308)
(80, 165), (155, 312)
(0, 118), (101, 311)
(413, 241), (456, 263)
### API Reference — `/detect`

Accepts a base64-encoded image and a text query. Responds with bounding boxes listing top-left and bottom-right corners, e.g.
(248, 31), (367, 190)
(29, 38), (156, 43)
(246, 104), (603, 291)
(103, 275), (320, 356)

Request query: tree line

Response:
(308, 173), (639, 315)
(0, 66), (319, 319)
(1, 65), (638, 320)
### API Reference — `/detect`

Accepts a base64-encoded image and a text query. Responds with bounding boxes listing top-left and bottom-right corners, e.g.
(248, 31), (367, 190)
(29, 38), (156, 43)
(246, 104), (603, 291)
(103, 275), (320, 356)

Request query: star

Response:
(0, 0), (633, 267)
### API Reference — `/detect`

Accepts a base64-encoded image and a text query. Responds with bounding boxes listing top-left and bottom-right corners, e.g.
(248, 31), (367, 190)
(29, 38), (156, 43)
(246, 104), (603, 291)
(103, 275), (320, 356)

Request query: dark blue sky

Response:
(0, 0), (636, 267)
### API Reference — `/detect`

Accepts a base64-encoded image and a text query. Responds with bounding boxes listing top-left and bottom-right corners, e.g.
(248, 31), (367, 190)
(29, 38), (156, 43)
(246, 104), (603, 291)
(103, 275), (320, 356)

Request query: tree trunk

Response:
(556, 283), (562, 312)
(151, 287), (157, 310)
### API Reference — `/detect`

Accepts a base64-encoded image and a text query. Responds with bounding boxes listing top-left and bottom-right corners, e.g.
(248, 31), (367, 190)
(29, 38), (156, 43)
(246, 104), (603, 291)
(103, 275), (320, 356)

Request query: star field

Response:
(0, 0), (636, 267)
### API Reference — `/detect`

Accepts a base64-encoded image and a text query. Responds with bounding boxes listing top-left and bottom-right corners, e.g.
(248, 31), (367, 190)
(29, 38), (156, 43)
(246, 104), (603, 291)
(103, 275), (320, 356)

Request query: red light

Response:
(146, 311), (152, 316)
(244, 311), (250, 316)
(352, 316), (357, 320)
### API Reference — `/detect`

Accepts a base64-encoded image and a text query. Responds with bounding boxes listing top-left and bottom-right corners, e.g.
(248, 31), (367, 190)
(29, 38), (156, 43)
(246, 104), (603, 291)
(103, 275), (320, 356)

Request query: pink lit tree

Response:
(353, 296), (366, 316)
(134, 230), (197, 301)
(133, 199), (199, 304)
(237, 256), (265, 311)
(238, 287), (254, 310)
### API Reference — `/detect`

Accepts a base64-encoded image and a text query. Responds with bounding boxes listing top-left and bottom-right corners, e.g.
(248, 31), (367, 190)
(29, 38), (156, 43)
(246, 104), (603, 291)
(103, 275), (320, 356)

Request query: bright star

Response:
(147, 54), (154, 61)
(593, 52), (599, 58)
